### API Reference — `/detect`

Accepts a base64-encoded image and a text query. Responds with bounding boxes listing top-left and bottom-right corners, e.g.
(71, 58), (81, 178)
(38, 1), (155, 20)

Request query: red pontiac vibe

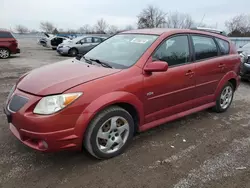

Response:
(4, 28), (241, 159)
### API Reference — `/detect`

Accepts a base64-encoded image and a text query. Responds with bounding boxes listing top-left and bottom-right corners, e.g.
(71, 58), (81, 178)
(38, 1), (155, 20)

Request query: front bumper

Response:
(240, 62), (250, 79)
(57, 47), (70, 55)
(11, 48), (20, 54)
(3, 89), (83, 152)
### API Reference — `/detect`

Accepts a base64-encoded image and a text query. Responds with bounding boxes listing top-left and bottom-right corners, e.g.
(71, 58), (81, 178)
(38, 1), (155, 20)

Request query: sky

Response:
(1, 0), (250, 31)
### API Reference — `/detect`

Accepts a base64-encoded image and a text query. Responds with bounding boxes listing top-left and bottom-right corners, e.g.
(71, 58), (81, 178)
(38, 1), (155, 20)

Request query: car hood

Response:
(17, 59), (121, 96)
(238, 47), (250, 54)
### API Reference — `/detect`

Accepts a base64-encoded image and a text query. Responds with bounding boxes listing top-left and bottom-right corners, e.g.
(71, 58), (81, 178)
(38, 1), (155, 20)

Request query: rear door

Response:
(191, 35), (226, 106)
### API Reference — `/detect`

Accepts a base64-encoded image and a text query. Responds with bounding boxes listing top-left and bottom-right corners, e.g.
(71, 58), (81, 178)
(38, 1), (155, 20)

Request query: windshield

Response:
(83, 34), (158, 69)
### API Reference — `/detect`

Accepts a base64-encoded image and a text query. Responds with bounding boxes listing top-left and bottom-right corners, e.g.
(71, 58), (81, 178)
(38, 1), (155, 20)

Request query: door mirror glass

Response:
(144, 61), (168, 73)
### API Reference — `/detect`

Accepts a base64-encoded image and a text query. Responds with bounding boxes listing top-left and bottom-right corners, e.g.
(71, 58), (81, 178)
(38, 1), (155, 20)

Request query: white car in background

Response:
(38, 33), (70, 50)
(57, 36), (107, 56)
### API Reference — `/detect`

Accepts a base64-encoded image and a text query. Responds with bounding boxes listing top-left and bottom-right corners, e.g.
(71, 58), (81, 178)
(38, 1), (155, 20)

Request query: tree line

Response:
(14, 5), (250, 37)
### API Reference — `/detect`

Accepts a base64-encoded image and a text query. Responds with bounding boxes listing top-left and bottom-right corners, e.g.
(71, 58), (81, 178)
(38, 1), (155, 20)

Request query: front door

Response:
(143, 35), (196, 123)
(78, 37), (93, 54)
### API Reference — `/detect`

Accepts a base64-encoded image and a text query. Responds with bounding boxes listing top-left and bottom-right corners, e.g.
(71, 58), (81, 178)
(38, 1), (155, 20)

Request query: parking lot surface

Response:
(1, 38), (250, 188)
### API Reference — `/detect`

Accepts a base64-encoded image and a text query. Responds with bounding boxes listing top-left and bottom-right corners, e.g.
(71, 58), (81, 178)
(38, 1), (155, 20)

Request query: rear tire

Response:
(68, 48), (78, 57)
(84, 106), (134, 159)
(52, 47), (56, 50)
(0, 48), (10, 59)
(213, 82), (234, 113)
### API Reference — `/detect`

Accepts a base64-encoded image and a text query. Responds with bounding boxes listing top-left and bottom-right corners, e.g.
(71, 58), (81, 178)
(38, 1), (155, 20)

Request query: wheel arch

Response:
(69, 47), (78, 55)
(75, 91), (144, 140)
(214, 71), (239, 99)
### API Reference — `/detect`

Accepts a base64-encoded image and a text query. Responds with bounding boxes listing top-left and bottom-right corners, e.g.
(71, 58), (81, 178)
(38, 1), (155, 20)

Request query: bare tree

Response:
(225, 14), (250, 36)
(165, 12), (194, 29)
(95, 19), (108, 34)
(137, 5), (167, 29)
(40, 21), (55, 33)
(58, 28), (64, 33)
(65, 29), (77, 34)
(108, 25), (118, 34)
(15, 25), (29, 34)
(78, 24), (91, 34)
(30, 29), (39, 34)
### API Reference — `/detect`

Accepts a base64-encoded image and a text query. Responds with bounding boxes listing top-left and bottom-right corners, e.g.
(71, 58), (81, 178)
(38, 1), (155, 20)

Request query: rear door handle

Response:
(218, 64), (225, 68)
(185, 70), (194, 76)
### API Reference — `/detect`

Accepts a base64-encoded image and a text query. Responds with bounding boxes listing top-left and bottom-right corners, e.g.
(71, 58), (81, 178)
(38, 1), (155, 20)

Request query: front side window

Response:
(84, 34), (158, 69)
(80, 37), (92, 44)
(192, 35), (218, 61)
(152, 35), (190, 67)
(215, 38), (229, 55)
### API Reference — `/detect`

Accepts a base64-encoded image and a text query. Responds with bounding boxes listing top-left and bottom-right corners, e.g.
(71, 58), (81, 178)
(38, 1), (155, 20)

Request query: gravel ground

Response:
(0, 38), (250, 188)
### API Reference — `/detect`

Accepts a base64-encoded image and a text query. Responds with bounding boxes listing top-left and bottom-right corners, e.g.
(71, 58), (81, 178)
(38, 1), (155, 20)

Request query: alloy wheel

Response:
(0, 49), (10, 59)
(96, 116), (130, 154)
(220, 86), (233, 109)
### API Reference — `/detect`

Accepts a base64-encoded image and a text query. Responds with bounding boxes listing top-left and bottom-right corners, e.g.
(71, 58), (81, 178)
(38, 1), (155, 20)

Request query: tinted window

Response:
(215, 38), (229, 55)
(84, 34), (158, 69)
(192, 35), (218, 61)
(153, 35), (190, 66)
(0, 32), (13, 38)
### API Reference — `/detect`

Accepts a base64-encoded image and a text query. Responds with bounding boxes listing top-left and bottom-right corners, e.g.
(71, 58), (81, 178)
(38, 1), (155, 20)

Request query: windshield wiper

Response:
(90, 58), (113, 68)
(82, 56), (93, 65)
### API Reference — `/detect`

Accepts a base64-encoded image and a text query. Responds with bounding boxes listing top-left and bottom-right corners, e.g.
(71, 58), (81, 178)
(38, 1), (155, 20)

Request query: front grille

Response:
(8, 94), (28, 112)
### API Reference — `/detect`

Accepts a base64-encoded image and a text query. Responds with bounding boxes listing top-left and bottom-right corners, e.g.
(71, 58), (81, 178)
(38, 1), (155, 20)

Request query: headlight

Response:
(33, 92), (82, 115)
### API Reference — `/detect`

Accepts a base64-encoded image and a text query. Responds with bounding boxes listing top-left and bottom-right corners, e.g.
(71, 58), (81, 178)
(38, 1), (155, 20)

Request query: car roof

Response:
(0, 30), (11, 33)
(122, 28), (228, 40)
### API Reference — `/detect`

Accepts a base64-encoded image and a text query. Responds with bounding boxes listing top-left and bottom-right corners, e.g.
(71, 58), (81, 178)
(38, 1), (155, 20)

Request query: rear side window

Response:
(93, 37), (102, 43)
(215, 38), (230, 55)
(153, 35), (190, 67)
(0, 32), (13, 38)
(191, 35), (218, 61)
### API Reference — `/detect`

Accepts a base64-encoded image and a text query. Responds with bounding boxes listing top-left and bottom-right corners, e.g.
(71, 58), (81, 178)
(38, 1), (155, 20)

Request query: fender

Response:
(74, 91), (144, 138)
(214, 71), (239, 100)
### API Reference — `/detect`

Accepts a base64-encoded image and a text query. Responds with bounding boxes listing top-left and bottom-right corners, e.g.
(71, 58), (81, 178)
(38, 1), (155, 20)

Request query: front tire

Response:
(68, 48), (78, 57)
(213, 82), (234, 113)
(0, 48), (10, 59)
(84, 106), (134, 159)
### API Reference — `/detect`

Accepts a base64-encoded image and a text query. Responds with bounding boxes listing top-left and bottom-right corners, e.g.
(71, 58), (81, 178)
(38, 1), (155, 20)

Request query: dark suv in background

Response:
(0, 30), (20, 59)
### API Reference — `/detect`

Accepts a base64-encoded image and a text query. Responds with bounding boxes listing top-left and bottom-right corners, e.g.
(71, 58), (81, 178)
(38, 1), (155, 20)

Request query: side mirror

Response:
(144, 61), (168, 73)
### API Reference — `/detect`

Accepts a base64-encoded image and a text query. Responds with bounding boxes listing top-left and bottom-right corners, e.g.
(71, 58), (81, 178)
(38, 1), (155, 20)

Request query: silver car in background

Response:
(57, 36), (107, 56)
